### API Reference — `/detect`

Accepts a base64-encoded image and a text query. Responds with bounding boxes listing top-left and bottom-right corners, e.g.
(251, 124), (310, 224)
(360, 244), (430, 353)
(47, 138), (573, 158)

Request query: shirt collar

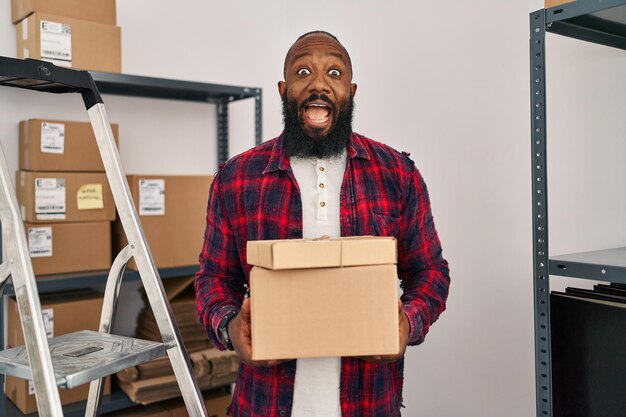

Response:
(263, 132), (370, 175)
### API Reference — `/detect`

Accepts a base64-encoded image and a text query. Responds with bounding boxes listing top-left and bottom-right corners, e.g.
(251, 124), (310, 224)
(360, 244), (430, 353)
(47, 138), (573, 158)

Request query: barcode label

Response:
(40, 20), (72, 66)
(41, 122), (65, 154)
(139, 179), (165, 216)
(28, 227), (53, 258)
(35, 178), (66, 220)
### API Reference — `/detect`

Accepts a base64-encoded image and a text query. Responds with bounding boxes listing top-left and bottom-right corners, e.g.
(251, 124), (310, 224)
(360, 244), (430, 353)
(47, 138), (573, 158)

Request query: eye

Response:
(328, 69), (341, 77)
(297, 68), (311, 76)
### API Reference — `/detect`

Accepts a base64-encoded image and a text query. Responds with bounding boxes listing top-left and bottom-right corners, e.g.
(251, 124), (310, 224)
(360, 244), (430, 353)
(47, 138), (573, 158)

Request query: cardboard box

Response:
(160, 389), (232, 417)
(250, 264), (400, 360)
(247, 236), (397, 270)
(106, 404), (170, 417)
(20, 119), (119, 172)
(25, 221), (112, 275)
(5, 290), (111, 414)
(113, 175), (213, 270)
(11, 0), (117, 24)
(545, 0), (575, 7)
(17, 170), (116, 223)
(16, 13), (121, 73)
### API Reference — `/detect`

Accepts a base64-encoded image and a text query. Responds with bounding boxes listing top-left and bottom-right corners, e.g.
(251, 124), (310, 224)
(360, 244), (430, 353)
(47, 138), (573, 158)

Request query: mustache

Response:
(301, 94), (336, 113)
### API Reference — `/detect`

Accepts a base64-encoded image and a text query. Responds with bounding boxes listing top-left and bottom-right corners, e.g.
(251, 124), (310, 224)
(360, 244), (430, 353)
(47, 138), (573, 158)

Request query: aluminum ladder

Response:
(0, 56), (208, 417)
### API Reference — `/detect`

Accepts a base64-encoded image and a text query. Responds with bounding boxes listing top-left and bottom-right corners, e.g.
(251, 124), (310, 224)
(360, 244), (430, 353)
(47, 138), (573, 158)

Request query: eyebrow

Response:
(289, 51), (348, 66)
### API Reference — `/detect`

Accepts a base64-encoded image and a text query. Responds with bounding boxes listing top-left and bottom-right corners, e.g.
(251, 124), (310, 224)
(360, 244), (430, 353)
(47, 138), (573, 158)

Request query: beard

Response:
(282, 91), (354, 159)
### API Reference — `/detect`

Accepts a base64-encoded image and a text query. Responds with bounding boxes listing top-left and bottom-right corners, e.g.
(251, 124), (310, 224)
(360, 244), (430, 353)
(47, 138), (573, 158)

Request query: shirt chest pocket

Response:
(371, 212), (401, 238)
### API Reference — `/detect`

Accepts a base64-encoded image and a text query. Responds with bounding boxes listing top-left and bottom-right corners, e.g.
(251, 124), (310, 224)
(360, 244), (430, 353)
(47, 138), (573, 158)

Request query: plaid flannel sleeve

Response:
(195, 170), (246, 350)
(398, 167), (450, 346)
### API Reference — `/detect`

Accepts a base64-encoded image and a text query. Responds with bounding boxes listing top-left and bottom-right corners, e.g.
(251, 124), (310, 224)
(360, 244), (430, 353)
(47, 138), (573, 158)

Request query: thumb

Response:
(240, 297), (251, 322)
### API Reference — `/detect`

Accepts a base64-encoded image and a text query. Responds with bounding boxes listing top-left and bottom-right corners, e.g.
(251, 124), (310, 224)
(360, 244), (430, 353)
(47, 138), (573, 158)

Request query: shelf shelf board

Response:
(90, 71), (260, 104)
(545, 0), (626, 50)
(2, 265), (199, 296)
(549, 247), (626, 283)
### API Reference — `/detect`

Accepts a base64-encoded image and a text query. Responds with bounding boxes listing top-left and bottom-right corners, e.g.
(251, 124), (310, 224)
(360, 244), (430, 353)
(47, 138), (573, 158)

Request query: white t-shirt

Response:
(289, 151), (347, 417)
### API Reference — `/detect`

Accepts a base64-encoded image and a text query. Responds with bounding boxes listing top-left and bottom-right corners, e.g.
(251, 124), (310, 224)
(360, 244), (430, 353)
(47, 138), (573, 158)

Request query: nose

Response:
(308, 71), (330, 95)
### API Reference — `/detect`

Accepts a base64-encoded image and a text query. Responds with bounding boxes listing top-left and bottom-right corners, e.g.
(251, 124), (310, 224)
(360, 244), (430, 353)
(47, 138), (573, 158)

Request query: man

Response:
(195, 31), (450, 417)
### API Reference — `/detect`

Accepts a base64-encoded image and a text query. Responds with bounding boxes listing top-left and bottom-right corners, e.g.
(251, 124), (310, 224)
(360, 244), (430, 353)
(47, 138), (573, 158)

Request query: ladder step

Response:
(0, 330), (166, 389)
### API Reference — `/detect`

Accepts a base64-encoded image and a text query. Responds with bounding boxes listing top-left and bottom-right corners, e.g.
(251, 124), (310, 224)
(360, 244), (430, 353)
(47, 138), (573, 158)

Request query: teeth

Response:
(307, 103), (327, 107)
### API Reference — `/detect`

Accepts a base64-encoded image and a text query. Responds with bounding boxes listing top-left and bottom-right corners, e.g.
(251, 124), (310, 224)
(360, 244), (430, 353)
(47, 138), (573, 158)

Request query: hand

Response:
(228, 298), (290, 367)
(360, 300), (410, 363)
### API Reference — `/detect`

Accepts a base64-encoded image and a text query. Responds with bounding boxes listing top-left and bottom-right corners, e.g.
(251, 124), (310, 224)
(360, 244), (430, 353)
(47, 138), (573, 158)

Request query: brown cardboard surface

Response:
(16, 13), (121, 73)
(5, 291), (111, 414)
(11, 0), (117, 24)
(250, 264), (400, 360)
(545, 0), (575, 7)
(20, 119), (119, 172)
(25, 221), (111, 275)
(160, 389), (231, 417)
(247, 236), (397, 270)
(106, 404), (170, 417)
(114, 175), (213, 270)
(17, 171), (115, 223)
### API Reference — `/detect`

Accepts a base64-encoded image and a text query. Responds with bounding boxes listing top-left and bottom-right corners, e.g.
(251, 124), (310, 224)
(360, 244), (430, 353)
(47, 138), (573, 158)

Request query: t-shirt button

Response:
(279, 410), (287, 417)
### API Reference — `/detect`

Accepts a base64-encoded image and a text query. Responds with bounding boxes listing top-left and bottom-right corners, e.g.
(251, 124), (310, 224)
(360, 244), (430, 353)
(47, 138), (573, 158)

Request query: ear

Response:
(278, 81), (286, 98)
(350, 83), (358, 97)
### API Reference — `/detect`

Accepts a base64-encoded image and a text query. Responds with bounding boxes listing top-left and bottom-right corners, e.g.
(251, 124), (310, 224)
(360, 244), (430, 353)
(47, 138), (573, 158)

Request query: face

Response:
(278, 34), (357, 139)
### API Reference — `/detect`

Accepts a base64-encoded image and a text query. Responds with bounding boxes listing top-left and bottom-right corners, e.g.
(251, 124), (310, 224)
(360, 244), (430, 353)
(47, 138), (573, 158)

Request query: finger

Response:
(240, 297), (251, 322)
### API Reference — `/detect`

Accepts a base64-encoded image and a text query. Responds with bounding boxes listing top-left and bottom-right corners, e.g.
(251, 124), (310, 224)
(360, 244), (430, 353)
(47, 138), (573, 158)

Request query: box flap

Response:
(247, 236), (397, 270)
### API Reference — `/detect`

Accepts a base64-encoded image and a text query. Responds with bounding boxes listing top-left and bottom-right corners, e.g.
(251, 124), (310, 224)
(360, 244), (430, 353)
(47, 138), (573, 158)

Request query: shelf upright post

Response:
(530, 9), (552, 417)
(255, 89), (263, 145)
(217, 100), (229, 164)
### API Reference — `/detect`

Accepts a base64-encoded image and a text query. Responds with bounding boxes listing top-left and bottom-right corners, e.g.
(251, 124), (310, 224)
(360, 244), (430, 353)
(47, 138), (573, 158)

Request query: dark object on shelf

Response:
(551, 291), (626, 417)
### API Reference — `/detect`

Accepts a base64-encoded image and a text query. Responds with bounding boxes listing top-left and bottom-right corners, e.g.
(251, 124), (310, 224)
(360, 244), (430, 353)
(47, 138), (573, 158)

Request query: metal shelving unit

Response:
(0, 69), (262, 416)
(530, 1), (626, 416)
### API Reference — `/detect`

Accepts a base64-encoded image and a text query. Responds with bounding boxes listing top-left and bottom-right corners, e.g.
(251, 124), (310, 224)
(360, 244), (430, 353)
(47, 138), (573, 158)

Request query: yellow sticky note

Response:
(77, 184), (104, 210)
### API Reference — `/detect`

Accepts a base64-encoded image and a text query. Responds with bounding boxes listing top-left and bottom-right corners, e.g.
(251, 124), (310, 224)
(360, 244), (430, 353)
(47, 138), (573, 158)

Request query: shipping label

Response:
(28, 227), (52, 258)
(139, 179), (165, 216)
(35, 178), (66, 220)
(40, 122), (65, 154)
(40, 20), (72, 68)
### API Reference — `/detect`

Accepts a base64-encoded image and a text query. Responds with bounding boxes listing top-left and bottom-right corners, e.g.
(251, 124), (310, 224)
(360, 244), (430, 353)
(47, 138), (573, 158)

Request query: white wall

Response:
(2, 1), (626, 416)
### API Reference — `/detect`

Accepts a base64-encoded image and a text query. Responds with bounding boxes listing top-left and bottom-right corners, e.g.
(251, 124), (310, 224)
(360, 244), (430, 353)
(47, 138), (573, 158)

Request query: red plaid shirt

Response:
(195, 132), (450, 417)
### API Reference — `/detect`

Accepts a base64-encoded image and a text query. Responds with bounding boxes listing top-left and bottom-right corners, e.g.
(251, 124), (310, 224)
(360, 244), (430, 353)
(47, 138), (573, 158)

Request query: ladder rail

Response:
(0, 144), (65, 417)
(87, 103), (207, 417)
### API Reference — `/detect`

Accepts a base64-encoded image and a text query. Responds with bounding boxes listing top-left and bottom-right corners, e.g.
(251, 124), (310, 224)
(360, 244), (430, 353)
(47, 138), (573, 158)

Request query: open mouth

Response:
(303, 103), (331, 128)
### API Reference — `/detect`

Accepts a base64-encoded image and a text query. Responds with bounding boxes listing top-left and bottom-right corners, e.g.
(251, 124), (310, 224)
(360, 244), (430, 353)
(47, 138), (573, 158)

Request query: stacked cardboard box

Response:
(113, 175), (213, 270)
(4, 290), (111, 414)
(16, 119), (119, 276)
(117, 277), (238, 405)
(545, 0), (575, 7)
(12, 0), (122, 72)
(247, 236), (400, 360)
(105, 388), (231, 417)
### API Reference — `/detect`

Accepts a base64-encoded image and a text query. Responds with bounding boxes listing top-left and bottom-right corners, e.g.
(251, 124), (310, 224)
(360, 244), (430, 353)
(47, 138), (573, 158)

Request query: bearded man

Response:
(195, 31), (450, 417)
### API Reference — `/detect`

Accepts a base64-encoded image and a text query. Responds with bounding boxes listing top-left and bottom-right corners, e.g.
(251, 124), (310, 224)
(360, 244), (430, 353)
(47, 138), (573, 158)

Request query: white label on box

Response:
(40, 122), (65, 154)
(139, 179), (165, 216)
(40, 20), (72, 67)
(23, 48), (29, 59)
(22, 18), (28, 41)
(28, 227), (52, 258)
(28, 308), (54, 395)
(35, 178), (66, 220)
